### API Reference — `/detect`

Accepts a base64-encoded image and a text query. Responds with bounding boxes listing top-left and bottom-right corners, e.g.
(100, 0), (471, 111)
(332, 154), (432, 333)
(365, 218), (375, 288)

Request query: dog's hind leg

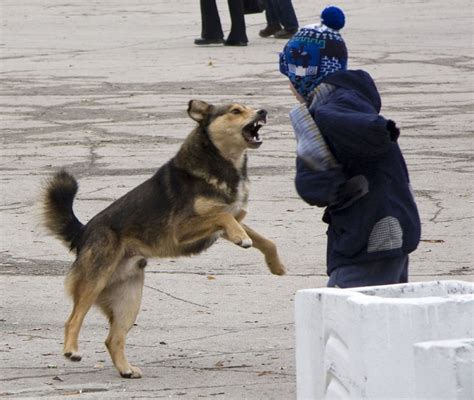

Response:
(97, 258), (145, 379)
(241, 224), (286, 276)
(63, 237), (122, 361)
(64, 275), (110, 361)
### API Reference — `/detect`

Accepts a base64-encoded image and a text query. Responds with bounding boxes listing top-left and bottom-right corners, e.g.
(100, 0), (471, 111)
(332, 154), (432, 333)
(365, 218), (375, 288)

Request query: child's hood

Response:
(323, 69), (382, 112)
(310, 69), (392, 162)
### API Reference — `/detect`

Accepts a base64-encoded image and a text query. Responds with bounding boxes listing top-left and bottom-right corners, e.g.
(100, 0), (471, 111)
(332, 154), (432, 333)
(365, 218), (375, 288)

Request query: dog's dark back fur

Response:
(43, 103), (249, 259)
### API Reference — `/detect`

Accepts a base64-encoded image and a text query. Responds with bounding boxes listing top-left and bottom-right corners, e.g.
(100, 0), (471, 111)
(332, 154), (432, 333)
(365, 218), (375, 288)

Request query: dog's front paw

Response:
(266, 257), (286, 276)
(239, 238), (253, 248)
(120, 365), (142, 379)
(270, 263), (286, 276)
(229, 234), (252, 248)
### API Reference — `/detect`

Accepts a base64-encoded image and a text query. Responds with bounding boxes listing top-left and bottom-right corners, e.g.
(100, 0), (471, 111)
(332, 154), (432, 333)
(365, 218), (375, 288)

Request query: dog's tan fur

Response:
(42, 100), (285, 378)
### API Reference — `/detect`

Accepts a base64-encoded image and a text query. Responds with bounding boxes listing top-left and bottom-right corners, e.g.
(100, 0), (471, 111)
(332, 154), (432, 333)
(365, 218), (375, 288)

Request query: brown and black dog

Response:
(42, 100), (285, 379)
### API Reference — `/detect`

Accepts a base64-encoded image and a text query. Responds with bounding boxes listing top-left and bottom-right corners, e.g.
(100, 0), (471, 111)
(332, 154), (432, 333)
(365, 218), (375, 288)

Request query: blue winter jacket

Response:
(293, 70), (421, 274)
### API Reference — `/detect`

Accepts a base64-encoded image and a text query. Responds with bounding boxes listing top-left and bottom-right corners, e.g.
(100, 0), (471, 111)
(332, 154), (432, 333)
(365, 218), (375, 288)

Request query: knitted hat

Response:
(279, 6), (348, 102)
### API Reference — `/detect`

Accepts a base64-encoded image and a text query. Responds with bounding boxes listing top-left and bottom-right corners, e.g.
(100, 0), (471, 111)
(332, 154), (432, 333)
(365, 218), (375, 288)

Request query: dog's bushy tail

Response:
(43, 170), (84, 251)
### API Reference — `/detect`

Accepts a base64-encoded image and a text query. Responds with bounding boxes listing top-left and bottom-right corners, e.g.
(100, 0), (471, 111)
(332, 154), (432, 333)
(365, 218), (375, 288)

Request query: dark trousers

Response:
(327, 255), (409, 288)
(200, 0), (248, 43)
(264, 0), (298, 30)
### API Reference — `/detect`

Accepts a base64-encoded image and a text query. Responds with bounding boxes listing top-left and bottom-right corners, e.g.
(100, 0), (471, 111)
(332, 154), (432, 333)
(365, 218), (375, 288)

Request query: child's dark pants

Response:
(327, 255), (408, 288)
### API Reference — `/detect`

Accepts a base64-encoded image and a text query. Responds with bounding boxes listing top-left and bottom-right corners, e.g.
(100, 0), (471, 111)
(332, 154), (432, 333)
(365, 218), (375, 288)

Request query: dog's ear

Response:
(188, 100), (211, 123)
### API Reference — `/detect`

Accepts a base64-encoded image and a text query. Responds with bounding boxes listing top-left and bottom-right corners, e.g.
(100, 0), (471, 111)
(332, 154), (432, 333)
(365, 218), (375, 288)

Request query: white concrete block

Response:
(414, 338), (474, 400)
(295, 280), (474, 400)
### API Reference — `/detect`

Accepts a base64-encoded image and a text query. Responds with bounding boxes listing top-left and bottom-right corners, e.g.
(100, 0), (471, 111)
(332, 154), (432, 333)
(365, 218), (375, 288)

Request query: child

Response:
(279, 6), (421, 288)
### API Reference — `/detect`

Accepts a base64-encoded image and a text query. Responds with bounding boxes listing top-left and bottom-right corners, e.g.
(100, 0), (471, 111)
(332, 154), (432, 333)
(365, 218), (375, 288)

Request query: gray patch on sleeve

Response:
(367, 216), (403, 253)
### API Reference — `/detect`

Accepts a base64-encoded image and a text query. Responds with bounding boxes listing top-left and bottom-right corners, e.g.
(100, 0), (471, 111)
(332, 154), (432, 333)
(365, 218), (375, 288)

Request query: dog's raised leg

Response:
(177, 213), (253, 248)
(217, 213), (253, 248)
(241, 224), (286, 275)
(97, 260), (145, 379)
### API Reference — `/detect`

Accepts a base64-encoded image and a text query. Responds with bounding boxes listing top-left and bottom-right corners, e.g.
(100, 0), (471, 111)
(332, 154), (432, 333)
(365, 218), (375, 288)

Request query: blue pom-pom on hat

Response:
(321, 6), (345, 30)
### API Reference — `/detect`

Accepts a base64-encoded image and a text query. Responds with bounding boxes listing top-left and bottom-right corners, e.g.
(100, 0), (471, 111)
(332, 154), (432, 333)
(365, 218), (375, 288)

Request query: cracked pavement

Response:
(0, 0), (473, 398)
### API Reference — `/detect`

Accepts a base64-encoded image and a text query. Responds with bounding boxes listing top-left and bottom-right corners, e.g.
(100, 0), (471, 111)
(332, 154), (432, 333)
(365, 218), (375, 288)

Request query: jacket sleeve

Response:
(294, 157), (346, 207)
(289, 103), (341, 172)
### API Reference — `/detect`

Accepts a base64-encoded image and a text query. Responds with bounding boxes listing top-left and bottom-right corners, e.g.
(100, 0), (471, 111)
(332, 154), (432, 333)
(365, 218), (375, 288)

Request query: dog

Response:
(42, 99), (286, 379)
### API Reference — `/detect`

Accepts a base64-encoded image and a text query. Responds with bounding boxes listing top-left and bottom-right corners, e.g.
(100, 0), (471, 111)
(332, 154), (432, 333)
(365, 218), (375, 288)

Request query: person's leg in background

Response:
(195, 0), (224, 45)
(273, 0), (298, 39)
(225, 0), (248, 46)
(327, 255), (409, 288)
(259, 0), (282, 38)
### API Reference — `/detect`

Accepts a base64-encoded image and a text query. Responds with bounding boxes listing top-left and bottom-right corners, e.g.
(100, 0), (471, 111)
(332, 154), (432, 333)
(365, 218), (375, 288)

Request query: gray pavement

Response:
(1, 0), (473, 398)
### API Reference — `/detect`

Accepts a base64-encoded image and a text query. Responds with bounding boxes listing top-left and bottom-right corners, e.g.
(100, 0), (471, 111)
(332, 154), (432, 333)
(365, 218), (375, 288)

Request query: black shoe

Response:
(194, 37), (224, 45)
(224, 39), (248, 46)
(259, 24), (282, 38)
(274, 28), (298, 39)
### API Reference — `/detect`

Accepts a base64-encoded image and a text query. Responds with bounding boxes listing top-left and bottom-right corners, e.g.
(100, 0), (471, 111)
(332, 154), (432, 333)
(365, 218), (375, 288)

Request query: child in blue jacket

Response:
(279, 7), (421, 288)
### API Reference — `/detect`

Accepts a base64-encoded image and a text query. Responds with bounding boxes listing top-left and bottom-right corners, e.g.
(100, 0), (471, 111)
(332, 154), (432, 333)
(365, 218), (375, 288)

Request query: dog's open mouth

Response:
(242, 112), (266, 148)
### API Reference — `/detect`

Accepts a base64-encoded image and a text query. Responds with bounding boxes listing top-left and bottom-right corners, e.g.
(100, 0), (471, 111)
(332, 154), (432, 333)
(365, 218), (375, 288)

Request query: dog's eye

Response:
(231, 109), (242, 115)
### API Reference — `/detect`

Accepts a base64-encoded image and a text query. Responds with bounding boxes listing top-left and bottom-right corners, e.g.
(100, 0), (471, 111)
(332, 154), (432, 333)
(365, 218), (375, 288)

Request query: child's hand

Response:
(387, 120), (400, 142)
(332, 175), (369, 209)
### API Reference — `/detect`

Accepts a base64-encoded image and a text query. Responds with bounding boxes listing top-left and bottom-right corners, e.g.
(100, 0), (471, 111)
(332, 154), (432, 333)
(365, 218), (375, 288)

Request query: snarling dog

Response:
(42, 100), (285, 379)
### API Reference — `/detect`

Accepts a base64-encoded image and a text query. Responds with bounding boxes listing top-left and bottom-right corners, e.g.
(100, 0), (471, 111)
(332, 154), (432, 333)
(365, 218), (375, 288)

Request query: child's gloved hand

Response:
(332, 175), (369, 209)
(386, 120), (400, 142)
(295, 157), (346, 208)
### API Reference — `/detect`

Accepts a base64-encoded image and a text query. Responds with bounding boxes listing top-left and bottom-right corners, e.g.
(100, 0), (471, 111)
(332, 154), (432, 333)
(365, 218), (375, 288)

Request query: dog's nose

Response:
(257, 109), (267, 118)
